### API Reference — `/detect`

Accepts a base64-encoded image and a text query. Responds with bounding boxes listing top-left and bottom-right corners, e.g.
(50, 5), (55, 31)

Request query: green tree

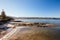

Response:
(1, 9), (6, 19)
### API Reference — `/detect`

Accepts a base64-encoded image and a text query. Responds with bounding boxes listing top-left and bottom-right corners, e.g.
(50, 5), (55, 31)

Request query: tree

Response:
(1, 9), (6, 19)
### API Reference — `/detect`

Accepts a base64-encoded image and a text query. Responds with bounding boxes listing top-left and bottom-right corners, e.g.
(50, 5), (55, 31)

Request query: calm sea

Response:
(15, 19), (60, 24)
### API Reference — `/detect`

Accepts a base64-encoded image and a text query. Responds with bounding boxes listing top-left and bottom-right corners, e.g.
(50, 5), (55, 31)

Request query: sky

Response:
(0, 0), (60, 17)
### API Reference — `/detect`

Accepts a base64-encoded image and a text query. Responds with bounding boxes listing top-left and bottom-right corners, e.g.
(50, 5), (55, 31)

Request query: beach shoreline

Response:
(10, 21), (59, 27)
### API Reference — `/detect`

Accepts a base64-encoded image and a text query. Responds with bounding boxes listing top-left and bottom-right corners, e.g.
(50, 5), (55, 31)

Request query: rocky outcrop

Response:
(10, 22), (58, 27)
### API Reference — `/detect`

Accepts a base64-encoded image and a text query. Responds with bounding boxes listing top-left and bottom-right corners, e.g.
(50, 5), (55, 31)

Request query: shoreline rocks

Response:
(9, 22), (58, 27)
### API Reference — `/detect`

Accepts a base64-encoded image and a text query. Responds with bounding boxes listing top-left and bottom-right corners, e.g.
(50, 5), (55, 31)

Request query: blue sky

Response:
(0, 0), (60, 17)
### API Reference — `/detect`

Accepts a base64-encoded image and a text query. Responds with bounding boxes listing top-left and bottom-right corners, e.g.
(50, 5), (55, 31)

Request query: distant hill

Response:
(13, 17), (60, 20)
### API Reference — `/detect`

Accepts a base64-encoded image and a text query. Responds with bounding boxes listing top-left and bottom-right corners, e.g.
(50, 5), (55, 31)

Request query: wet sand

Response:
(7, 27), (60, 40)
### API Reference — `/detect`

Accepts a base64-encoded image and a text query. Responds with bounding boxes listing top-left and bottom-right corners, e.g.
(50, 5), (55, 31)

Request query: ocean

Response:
(15, 19), (60, 24)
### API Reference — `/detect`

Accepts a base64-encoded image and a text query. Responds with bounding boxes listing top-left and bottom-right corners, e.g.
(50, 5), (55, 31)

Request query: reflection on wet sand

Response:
(8, 27), (60, 40)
